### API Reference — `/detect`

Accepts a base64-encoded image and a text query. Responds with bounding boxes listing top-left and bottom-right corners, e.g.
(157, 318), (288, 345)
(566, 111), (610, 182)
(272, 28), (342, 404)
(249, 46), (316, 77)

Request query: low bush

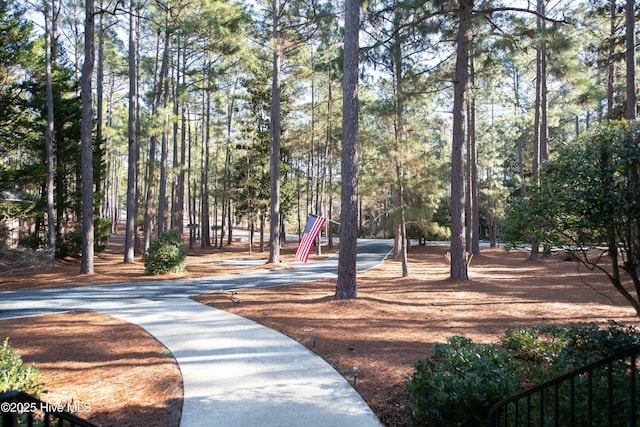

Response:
(144, 229), (186, 275)
(503, 322), (640, 425)
(406, 336), (520, 426)
(0, 338), (43, 395)
(407, 322), (640, 426)
(57, 217), (112, 258)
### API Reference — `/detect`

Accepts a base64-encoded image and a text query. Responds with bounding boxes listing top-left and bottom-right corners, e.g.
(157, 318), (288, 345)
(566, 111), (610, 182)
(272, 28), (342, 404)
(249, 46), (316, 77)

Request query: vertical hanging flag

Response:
(295, 214), (326, 263)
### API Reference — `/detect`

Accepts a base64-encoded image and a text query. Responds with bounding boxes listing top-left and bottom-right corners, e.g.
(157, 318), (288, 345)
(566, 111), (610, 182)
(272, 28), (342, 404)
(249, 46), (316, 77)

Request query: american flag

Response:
(295, 214), (326, 263)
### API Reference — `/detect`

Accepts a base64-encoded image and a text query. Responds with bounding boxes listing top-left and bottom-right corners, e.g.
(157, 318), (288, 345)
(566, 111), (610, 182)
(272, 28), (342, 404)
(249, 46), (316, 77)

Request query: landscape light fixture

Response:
(351, 366), (360, 386)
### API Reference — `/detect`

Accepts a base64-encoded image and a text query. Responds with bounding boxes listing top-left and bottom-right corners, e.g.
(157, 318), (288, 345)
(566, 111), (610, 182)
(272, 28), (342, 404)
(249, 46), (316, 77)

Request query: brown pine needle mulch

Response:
(1, 237), (638, 426)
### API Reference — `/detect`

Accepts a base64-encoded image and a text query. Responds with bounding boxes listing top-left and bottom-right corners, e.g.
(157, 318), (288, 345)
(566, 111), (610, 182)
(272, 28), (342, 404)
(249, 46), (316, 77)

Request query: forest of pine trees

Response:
(0, 0), (637, 288)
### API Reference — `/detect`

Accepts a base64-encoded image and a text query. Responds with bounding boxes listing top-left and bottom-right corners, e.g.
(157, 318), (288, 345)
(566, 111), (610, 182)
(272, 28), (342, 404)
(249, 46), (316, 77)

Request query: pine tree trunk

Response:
(466, 51), (479, 256)
(607, 0), (615, 116)
(124, 0), (138, 264)
(224, 91), (236, 247)
(157, 16), (170, 237)
(44, 0), (56, 270)
(626, 0), (636, 120)
(531, 0), (547, 260)
(391, 4), (408, 276)
(171, 39), (184, 232)
(201, 76), (211, 248)
(80, 0), (95, 274)
(335, 0), (360, 299)
(449, 0), (472, 281)
(268, 0), (282, 264)
(95, 0), (104, 215)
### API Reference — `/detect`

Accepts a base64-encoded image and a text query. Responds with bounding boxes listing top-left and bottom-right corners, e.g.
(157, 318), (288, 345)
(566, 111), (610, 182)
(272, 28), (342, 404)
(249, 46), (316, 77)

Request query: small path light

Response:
(351, 366), (360, 386)
(262, 311), (268, 320)
(229, 291), (240, 305)
(311, 334), (318, 350)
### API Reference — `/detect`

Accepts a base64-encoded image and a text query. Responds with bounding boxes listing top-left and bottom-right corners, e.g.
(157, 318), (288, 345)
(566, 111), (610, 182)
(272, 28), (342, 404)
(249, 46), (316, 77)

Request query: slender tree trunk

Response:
(50, 0), (64, 245)
(158, 121), (169, 236)
(201, 78), (211, 248)
(308, 67), (316, 222)
(326, 67), (334, 249)
(268, 0), (282, 264)
(466, 49), (479, 256)
(133, 13), (142, 255)
(95, 0), (104, 214)
(396, 164), (408, 277)
(296, 158), (302, 237)
(223, 87), (236, 247)
(170, 39), (180, 231)
(220, 143), (231, 248)
(177, 52), (187, 233)
(80, 0), (95, 274)
(465, 95), (480, 255)
(157, 15), (171, 237)
(540, 42), (548, 165)
(607, 0), (616, 116)
(123, 0), (138, 263)
(626, 0), (636, 120)
(143, 133), (157, 252)
(44, 0), (56, 270)
(318, 84), (331, 256)
(389, 3), (408, 276)
(312, 66), (322, 257)
(260, 212), (265, 252)
(171, 38), (186, 232)
(328, 160), (334, 249)
(531, 0), (547, 260)
(533, 2), (542, 187)
(449, 0), (472, 280)
(335, 0), (359, 299)
(187, 109), (195, 249)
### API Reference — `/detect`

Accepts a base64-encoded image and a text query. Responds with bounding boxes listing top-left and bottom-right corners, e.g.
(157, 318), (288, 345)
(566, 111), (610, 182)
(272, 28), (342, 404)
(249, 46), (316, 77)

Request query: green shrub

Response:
(406, 336), (520, 426)
(560, 321), (640, 365)
(0, 338), (43, 395)
(57, 217), (112, 258)
(408, 323), (640, 426)
(501, 323), (640, 425)
(144, 229), (186, 275)
(502, 325), (572, 385)
(18, 233), (45, 250)
(504, 324), (573, 361)
(502, 322), (640, 384)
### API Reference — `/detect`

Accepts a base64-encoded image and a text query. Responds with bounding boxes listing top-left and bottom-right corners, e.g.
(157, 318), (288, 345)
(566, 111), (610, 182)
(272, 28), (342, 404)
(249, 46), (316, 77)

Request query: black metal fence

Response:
(0, 391), (97, 427)
(489, 345), (640, 427)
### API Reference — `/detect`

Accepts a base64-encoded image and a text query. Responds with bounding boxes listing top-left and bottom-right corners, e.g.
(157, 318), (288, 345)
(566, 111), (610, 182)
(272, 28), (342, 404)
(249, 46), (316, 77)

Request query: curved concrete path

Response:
(0, 239), (393, 426)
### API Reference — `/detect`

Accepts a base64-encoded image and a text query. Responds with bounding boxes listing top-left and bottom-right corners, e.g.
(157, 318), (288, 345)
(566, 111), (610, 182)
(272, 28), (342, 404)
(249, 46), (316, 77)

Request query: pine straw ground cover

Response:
(0, 236), (638, 426)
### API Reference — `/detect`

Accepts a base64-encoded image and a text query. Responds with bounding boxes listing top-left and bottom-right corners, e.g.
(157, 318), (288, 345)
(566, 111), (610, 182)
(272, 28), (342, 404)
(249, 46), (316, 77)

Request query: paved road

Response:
(0, 239), (393, 320)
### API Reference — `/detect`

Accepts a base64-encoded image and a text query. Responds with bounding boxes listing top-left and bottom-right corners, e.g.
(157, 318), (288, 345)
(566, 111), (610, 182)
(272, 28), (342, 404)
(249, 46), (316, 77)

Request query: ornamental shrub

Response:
(144, 229), (186, 275)
(502, 321), (640, 384)
(406, 336), (520, 426)
(501, 322), (640, 425)
(407, 323), (640, 426)
(0, 338), (44, 395)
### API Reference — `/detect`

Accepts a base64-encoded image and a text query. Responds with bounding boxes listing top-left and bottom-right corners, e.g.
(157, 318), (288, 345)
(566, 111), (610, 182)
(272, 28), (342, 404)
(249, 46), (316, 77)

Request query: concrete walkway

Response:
(0, 239), (394, 426)
(101, 298), (381, 426)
